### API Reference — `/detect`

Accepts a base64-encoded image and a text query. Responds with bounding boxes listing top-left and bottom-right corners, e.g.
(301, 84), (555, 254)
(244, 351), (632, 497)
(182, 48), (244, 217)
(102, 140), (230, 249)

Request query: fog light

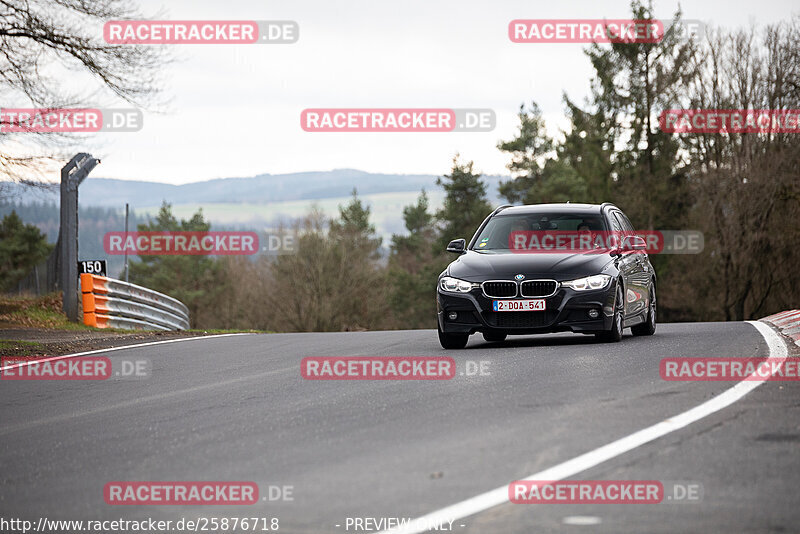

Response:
(588, 309), (600, 319)
(448, 311), (458, 321)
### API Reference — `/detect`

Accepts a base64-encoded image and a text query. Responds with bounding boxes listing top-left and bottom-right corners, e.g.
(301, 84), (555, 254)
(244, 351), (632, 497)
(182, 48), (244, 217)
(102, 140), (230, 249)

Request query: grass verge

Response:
(0, 339), (45, 357)
(0, 293), (97, 331)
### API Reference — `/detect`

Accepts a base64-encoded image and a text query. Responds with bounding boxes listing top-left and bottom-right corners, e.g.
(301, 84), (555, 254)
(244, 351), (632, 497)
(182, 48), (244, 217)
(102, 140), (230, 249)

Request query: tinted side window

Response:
(617, 212), (636, 232)
(607, 211), (622, 232)
(612, 212), (633, 235)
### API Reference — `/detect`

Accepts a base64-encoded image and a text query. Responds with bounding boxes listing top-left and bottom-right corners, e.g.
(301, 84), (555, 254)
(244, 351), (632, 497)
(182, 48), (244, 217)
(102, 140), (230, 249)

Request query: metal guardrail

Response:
(80, 274), (190, 331)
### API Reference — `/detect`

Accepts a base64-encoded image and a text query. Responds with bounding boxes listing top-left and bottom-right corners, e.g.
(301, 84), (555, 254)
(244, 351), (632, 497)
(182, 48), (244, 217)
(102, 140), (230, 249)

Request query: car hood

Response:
(446, 250), (614, 281)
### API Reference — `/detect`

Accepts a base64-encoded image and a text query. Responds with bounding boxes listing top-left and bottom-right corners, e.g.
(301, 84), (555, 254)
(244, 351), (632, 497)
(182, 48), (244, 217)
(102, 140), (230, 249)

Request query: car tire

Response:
(631, 285), (656, 336)
(596, 284), (624, 343)
(482, 331), (507, 343)
(438, 325), (469, 349)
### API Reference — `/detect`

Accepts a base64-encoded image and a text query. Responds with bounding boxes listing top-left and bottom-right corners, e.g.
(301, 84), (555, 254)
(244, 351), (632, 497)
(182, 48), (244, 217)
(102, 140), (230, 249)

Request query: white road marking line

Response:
(0, 333), (251, 371)
(378, 321), (787, 534)
(562, 516), (602, 526)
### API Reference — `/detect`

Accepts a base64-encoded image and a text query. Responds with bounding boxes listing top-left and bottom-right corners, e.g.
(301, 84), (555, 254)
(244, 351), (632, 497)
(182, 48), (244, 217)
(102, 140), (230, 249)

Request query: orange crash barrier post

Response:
(80, 273), (97, 327)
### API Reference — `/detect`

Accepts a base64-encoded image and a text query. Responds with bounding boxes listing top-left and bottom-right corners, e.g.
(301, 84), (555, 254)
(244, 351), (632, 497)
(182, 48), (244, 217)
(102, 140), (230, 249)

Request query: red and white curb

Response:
(762, 309), (800, 348)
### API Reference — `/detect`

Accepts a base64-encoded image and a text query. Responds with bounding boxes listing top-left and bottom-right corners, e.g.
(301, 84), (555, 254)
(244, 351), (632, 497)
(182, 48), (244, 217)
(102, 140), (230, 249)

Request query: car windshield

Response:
(471, 212), (608, 252)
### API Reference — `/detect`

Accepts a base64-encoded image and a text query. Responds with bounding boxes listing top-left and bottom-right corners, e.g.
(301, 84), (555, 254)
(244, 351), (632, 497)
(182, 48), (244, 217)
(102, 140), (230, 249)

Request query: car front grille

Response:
(482, 281), (517, 298)
(485, 311), (556, 328)
(520, 280), (558, 298)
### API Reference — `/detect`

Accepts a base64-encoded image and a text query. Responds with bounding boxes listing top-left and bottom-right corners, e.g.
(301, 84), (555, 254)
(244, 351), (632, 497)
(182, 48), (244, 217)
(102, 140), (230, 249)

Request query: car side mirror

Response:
(621, 235), (647, 252)
(446, 238), (466, 254)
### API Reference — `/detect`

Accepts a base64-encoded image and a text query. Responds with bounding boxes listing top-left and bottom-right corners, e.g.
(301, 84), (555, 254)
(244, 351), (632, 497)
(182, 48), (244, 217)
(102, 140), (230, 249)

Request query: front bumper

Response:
(437, 281), (618, 335)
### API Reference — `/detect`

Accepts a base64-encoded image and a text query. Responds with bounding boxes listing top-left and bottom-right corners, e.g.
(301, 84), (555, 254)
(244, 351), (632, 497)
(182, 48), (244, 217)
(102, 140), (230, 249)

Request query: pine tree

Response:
(128, 202), (222, 327)
(497, 102), (589, 204)
(329, 188), (382, 258)
(436, 155), (492, 249)
(388, 190), (444, 328)
(0, 211), (53, 291)
(576, 0), (698, 228)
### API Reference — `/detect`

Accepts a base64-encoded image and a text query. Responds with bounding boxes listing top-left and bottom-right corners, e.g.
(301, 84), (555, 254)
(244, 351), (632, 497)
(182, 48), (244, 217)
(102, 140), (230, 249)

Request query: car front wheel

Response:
(631, 285), (656, 336)
(596, 284), (624, 343)
(482, 331), (507, 343)
(438, 325), (469, 349)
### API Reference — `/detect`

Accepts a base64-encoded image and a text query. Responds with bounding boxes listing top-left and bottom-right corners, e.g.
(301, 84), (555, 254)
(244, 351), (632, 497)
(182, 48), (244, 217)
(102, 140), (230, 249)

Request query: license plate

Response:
(493, 299), (546, 312)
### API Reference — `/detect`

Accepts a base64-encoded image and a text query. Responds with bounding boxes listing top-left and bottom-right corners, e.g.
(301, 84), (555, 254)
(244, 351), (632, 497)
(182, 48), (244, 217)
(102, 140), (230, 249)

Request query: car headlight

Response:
(439, 276), (477, 293)
(562, 274), (612, 291)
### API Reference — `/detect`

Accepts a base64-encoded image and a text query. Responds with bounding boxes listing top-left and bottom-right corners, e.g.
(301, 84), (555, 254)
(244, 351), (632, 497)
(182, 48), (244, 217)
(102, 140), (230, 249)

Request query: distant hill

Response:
(2, 170), (511, 273)
(2, 169), (508, 208)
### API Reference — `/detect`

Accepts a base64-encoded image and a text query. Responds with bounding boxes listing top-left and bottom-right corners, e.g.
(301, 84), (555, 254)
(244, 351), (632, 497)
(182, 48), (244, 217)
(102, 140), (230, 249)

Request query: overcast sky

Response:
(77, 0), (798, 183)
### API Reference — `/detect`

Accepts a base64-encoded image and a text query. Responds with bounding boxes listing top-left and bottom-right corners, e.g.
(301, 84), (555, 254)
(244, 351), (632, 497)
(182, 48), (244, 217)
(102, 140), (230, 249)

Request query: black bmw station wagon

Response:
(436, 203), (656, 349)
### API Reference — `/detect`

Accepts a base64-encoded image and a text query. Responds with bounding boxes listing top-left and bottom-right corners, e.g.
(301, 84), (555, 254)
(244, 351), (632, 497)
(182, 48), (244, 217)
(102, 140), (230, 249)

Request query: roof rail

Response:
(492, 204), (513, 216)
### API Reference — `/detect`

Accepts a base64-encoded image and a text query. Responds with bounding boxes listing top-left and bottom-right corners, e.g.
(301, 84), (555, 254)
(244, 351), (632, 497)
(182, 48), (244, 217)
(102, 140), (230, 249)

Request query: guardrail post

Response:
(80, 273), (97, 327)
(79, 273), (190, 331)
(60, 153), (100, 322)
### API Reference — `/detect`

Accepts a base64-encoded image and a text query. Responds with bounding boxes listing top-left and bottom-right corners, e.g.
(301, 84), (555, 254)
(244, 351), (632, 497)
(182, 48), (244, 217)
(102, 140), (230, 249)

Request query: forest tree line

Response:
(4, 4), (799, 329)
(157, 8), (797, 330)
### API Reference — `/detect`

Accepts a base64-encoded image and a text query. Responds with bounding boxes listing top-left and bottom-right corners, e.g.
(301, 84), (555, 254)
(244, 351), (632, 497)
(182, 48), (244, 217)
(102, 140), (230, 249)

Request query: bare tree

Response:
(0, 0), (167, 185)
(675, 16), (800, 321)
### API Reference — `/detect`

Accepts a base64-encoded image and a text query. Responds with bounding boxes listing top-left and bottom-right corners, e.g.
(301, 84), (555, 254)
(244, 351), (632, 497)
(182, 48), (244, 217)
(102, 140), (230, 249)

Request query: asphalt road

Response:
(1, 323), (798, 533)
